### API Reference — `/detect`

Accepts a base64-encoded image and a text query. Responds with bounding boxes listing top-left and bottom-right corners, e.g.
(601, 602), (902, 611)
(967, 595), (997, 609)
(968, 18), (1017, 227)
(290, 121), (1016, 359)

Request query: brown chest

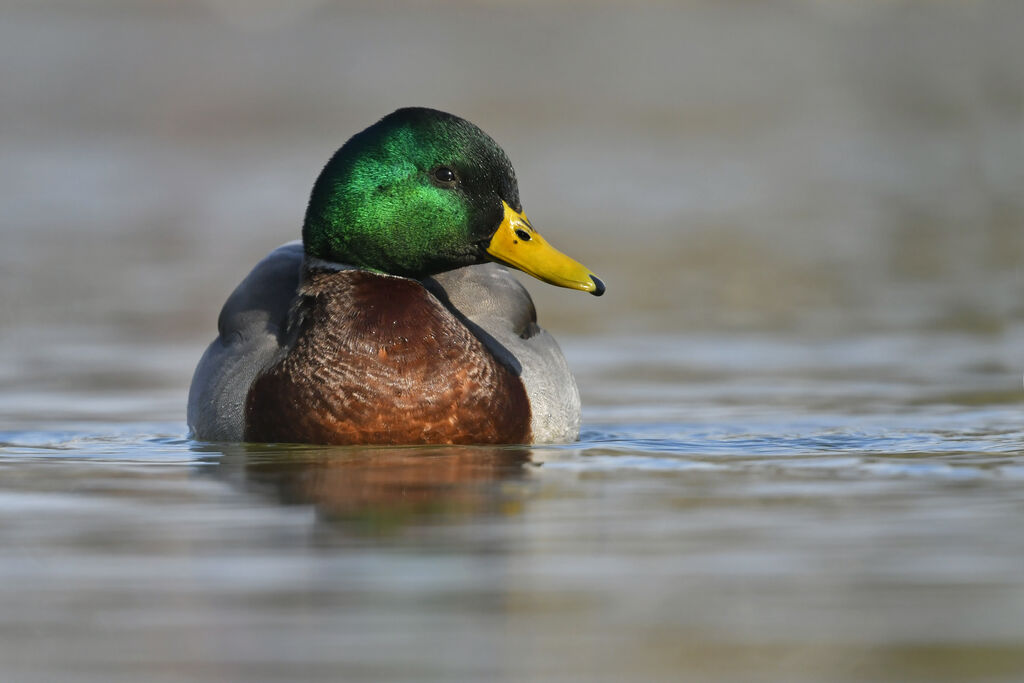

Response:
(244, 270), (531, 445)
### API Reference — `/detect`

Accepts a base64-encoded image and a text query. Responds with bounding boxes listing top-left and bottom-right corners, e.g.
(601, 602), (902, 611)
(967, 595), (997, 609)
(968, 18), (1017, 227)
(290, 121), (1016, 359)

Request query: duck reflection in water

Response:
(198, 443), (536, 531)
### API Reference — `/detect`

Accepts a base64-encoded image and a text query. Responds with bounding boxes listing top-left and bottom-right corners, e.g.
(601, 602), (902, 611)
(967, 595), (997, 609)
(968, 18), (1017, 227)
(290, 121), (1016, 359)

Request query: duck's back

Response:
(187, 242), (304, 442)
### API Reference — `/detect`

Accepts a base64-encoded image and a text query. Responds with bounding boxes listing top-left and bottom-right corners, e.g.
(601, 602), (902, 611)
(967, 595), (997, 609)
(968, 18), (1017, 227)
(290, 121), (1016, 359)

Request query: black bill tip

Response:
(589, 275), (606, 297)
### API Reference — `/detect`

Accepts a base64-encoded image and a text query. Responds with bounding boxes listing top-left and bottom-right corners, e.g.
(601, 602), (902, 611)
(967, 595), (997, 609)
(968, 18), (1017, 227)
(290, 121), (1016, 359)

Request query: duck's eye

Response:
(431, 166), (458, 186)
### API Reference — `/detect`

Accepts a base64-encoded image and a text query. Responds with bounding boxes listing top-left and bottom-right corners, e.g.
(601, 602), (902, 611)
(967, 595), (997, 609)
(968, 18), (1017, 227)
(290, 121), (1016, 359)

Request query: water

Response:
(2, 330), (1022, 682)
(3, 1), (1024, 681)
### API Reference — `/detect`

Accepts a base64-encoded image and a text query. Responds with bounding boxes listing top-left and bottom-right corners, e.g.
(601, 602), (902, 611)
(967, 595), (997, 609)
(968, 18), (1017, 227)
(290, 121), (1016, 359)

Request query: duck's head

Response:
(302, 107), (604, 296)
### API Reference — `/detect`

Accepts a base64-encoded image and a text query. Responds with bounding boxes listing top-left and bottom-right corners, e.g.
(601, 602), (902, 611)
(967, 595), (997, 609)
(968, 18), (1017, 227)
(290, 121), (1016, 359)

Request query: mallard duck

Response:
(188, 107), (604, 445)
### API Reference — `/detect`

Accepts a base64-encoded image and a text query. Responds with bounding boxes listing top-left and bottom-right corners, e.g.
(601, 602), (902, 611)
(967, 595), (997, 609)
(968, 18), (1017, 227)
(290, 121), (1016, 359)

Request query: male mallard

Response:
(188, 108), (603, 445)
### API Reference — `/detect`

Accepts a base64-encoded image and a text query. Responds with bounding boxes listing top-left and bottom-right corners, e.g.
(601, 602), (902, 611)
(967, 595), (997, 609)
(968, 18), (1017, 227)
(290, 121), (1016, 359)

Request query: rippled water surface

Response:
(3, 330), (1023, 682)
(3, 1), (1024, 681)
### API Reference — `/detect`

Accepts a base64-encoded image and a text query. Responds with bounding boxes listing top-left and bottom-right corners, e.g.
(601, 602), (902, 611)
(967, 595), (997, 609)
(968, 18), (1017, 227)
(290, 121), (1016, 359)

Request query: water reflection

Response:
(199, 443), (536, 531)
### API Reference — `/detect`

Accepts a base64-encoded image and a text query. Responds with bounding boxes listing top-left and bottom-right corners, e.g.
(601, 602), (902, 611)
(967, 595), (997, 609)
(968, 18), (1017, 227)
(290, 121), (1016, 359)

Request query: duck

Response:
(187, 107), (604, 446)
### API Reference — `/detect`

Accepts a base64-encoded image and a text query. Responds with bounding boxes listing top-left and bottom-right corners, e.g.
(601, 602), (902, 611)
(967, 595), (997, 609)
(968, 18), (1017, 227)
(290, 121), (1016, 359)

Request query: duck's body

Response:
(188, 242), (581, 444)
(187, 108), (602, 446)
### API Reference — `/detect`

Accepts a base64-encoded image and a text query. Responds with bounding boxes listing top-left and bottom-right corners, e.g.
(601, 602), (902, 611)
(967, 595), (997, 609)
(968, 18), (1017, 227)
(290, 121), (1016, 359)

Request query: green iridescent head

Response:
(303, 107), (517, 277)
(303, 107), (604, 295)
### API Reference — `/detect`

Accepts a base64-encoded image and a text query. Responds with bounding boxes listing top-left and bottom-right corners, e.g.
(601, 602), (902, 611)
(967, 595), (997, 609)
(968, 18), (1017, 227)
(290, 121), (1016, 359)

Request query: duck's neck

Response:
(301, 255), (363, 274)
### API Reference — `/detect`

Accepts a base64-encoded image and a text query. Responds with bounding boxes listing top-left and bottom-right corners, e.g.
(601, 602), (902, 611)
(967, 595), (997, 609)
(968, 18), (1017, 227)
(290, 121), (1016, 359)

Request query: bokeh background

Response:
(2, 1), (1024, 681)
(3, 0), (1023, 427)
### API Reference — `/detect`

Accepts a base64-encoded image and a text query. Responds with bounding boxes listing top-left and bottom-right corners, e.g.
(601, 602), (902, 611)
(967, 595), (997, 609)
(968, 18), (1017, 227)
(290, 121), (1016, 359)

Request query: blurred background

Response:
(2, 3), (1024, 682)
(2, 1), (1022, 426)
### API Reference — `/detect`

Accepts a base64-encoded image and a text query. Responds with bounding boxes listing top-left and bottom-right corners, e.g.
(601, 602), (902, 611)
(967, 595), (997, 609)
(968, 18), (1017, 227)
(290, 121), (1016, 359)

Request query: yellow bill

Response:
(486, 201), (605, 296)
